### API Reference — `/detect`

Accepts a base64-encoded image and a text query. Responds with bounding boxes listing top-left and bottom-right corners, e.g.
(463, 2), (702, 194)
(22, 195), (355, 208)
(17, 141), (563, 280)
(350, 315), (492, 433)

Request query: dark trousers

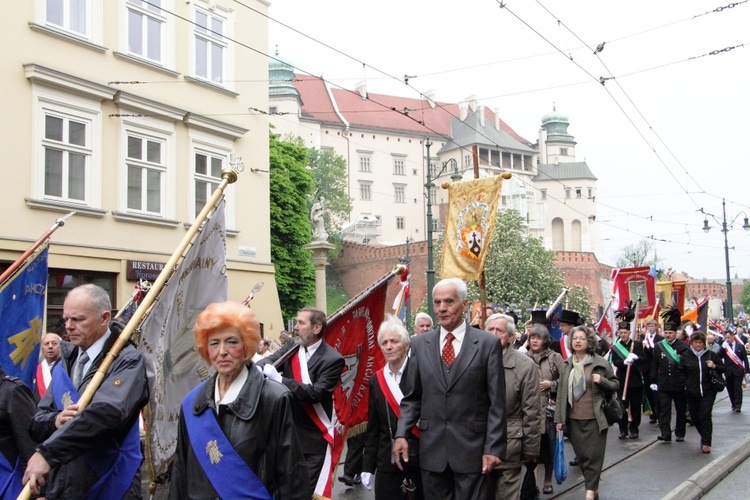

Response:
(343, 434), (365, 477)
(302, 452), (324, 497)
(725, 373), (744, 410)
(375, 465), (424, 500)
(657, 390), (686, 439)
(618, 386), (643, 435)
(643, 374), (659, 420)
(686, 392), (716, 446)
(568, 418), (607, 491)
(421, 466), (489, 500)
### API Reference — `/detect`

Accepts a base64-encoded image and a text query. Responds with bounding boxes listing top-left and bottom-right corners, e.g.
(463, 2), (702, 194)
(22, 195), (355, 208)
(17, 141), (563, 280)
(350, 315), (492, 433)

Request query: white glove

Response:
(650, 384), (658, 391)
(360, 472), (372, 490)
(263, 364), (282, 383)
(624, 353), (639, 364)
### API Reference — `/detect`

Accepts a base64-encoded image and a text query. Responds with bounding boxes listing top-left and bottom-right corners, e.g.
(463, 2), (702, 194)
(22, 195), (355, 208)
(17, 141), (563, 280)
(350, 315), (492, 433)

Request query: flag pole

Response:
(546, 287), (570, 319)
(17, 162), (242, 500)
(0, 211), (74, 287)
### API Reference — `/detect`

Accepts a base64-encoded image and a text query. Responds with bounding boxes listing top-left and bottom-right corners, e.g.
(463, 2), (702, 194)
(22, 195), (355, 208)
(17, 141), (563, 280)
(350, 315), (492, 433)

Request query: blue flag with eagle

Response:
(0, 244), (48, 387)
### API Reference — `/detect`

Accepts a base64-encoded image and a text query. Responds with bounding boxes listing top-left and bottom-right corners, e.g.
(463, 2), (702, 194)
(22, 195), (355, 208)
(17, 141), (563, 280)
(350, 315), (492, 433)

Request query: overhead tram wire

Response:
(141, 0), (732, 253)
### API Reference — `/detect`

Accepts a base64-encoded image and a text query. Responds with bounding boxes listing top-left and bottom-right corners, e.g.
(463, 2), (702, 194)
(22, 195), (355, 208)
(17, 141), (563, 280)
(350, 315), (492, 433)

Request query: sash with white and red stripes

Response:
(723, 342), (747, 380)
(559, 337), (572, 360)
(375, 367), (420, 438)
(290, 349), (335, 499)
(35, 362), (47, 398)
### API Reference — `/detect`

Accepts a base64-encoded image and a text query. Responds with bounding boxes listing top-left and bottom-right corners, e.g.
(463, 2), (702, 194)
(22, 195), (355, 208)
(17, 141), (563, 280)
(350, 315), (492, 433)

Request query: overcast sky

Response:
(265, 0), (750, 280)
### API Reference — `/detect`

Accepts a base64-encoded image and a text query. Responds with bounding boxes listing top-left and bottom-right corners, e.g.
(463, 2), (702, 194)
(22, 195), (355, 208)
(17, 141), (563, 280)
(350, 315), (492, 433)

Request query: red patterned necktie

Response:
(442, 332), (455, 367)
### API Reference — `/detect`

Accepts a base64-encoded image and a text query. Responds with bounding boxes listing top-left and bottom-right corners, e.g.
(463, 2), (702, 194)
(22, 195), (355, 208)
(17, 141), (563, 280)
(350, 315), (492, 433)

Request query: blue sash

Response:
(0, 453), (23, 499)
(182, 383), (273, 500)
(50, 362), (142, 499)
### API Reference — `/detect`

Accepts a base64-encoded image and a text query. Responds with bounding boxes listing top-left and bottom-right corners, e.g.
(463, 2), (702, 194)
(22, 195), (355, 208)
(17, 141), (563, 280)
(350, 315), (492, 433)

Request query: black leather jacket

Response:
(169, 364), (309, 499)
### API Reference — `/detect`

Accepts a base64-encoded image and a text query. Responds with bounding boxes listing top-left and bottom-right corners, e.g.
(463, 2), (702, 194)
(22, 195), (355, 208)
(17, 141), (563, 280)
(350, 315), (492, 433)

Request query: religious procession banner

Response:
(441, 175), (505, 281)
(656, 280), (687, 314)
(324, 270), (394, 497)
(0, 244), (48, 387)
(138, 201), (228, 478)
(611, 266), (657, 319)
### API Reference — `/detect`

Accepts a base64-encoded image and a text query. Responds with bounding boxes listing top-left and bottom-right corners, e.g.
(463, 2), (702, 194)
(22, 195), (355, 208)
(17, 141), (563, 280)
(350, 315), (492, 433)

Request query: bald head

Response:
(42, 333), (62, 363)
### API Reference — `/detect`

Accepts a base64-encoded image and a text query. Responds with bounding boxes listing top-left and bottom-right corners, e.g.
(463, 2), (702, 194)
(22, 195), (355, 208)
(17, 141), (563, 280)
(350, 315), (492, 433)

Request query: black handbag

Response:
(709, 369), (726, 392)
(601, 391), (624, 426)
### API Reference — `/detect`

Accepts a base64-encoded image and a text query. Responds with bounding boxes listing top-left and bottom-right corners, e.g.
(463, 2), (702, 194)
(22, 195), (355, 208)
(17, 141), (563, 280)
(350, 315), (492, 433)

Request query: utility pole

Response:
(425, 138), (435, 321)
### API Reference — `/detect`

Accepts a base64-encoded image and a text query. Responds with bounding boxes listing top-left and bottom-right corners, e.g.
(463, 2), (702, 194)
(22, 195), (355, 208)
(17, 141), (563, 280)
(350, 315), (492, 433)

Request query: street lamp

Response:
(700, 198), (750, 322)
(425, 138), (461, 321)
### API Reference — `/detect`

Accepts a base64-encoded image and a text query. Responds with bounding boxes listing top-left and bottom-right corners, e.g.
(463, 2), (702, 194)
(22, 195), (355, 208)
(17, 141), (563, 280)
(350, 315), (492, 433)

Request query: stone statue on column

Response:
(310, 195), (328, 241)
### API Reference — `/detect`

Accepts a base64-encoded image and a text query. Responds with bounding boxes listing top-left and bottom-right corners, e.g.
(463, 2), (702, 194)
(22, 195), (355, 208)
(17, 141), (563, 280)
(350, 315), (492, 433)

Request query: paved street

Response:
(144, 387), (750, 499)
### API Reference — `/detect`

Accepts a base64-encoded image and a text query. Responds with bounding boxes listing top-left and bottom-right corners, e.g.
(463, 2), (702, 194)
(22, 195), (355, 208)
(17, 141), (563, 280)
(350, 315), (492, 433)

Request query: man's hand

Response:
(482, 454), (501, 474)
(392, 437), (409, 471)
(540, 379), (552, 391)
(55, 403), (80, 429)
(262, 364), (282, 383)
(23, 452), (51, 495)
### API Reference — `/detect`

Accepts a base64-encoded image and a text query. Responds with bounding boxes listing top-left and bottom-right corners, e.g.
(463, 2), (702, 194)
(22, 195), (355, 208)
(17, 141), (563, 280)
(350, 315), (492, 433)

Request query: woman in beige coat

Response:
(555, 326), (619, 500)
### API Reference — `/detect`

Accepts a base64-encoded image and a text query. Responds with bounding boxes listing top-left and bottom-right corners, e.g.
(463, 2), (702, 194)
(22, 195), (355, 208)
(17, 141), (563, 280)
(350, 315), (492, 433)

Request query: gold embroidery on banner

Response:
(61, 391), (73, 408)
(206, 440), (223, 464)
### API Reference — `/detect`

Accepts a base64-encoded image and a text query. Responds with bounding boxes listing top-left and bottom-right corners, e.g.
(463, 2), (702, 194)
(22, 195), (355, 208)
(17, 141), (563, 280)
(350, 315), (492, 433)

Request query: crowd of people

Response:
(2, 280), (749, 500)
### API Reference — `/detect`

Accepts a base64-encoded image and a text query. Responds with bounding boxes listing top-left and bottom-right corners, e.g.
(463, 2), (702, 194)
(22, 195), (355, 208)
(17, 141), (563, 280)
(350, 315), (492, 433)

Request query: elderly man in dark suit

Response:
(258, 307), (345, 497)
(393, 278), (507, 499)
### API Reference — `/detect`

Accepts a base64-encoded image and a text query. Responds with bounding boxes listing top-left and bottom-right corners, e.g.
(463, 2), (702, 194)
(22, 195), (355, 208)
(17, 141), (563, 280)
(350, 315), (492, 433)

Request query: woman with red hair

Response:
(169, 302), (308, 499)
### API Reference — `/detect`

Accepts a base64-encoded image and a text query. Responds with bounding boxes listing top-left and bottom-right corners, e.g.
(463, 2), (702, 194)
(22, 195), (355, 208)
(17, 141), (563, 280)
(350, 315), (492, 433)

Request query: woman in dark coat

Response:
(361, 314), (423, 500)
(169, 301), (308, 499)
(679, 329), (725, 453)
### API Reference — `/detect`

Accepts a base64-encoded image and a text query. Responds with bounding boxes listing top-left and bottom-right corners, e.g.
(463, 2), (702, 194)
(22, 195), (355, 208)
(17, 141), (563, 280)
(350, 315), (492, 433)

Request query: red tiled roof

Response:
(294, 74), (532, 146)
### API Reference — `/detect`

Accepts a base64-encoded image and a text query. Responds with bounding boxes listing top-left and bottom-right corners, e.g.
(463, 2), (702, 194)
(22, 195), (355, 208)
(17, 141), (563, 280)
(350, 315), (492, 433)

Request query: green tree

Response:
(614, 240), (660, 270)
(269, 132), (316, 319)
(740, 282), (750, 315)
(440, 209), (594, 322)
(307, 147), (353, 236)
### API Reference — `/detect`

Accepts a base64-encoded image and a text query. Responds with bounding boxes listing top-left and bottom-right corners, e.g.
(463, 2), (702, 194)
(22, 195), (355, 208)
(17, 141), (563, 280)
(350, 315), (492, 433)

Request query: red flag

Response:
(611, 266), (656, 319)
(324, 271), (393, 494)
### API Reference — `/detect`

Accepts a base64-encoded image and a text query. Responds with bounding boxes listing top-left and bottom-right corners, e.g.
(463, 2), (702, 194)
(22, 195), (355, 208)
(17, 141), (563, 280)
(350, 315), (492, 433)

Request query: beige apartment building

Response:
(0, 1), (284, 336)
(268, 57), (600, 257)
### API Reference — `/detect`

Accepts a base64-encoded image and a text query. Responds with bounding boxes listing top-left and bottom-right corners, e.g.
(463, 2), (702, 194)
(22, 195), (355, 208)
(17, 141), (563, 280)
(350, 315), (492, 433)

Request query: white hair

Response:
(414, 312), (433, 327)
(434, 278), (467, 301)
(486, 313), (517, 335)
(378, 314), (411, 346)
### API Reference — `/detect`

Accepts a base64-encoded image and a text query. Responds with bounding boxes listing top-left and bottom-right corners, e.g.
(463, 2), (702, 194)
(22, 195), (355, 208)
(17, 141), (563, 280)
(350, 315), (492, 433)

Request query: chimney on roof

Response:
(459, 102), (468, 120)
(355, 80), (367, 100)
(467, 95), (478, 112)
(425, 89), (436, 109)
(479, 105), (485, 127)
(494, 107), (501, 131)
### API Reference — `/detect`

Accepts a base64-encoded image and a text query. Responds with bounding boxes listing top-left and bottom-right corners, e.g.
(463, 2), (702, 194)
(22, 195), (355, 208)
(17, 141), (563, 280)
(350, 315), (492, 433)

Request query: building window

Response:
(428, 161), (437, 179)
(194, 151), (223, 217)
(394, 186), (405, 203)
(541, 189), (547, 200)
(393, 158), (405, 175)
(269, 106), (278, 115)
(359, 182), (371, 200)
(126, 133), (165, 215)
(560, 147), (568, 156)
(429, 188), (437, 205)
(45, 269), (117, 337)
(396, 216), (405, 230)
(565, 188), (571, 199)
(42, 112), (91, 202)
(44, 0), (89, 37)
(588, 187), (593, 199)
(359, 155), (372, 172)
(464, 155), (471, 167)
(575, 187), (582, 198)
(194, 6), (227, 84)
(501, 195), (508, 206)
(127, 0), (164, 62)
(431, 218), (439, 231)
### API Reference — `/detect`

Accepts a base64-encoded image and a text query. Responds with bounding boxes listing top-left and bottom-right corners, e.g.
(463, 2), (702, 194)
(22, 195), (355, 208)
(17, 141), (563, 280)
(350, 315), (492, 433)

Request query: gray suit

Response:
(396, 321), (507, 498)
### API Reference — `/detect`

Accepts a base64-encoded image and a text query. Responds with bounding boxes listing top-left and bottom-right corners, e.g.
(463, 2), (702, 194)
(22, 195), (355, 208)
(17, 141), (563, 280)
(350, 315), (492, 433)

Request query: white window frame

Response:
(565, 188), (571, 199)
(359, 182), (372, 200)
(119, 117), (175, 219)
(393, 157), (405, 175)
(359, 154), (372, 173)
(396, 216), (405, 230)
(394, 185), (405, 203)
(120, 0), (174, 68)
(189, 131), (236, 228)
(35, 0), (103, 44)
(31, 87), (102, 208)
(190, 1), (235, 90)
